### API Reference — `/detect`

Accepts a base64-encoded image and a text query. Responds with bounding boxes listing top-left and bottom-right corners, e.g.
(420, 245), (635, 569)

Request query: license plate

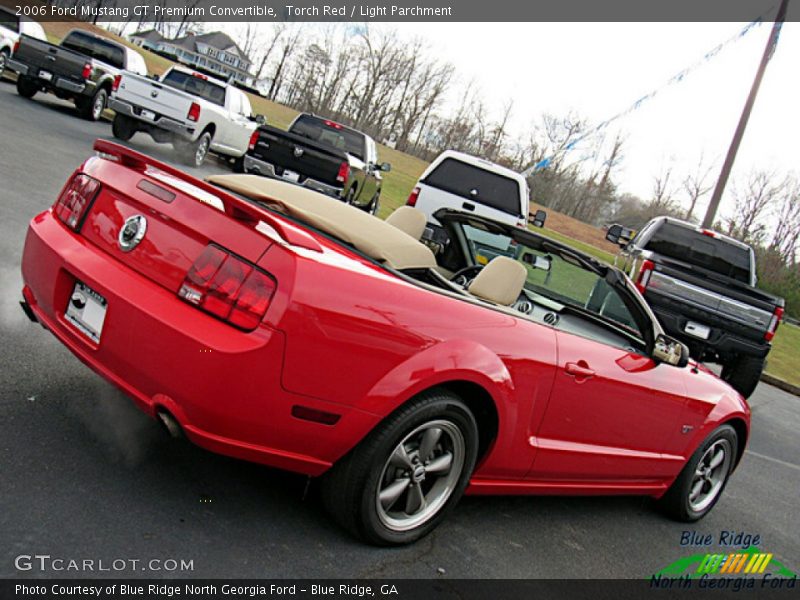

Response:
(39, 70), (52, 82)
(140, 109), (156, 121)
(65, 282), (107, 343)
(282, 169), (300, 183)
(685, 321), (710, 340)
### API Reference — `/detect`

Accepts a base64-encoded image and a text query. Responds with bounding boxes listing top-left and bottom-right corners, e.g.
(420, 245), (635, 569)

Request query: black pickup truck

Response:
(607, 216), (784, 398)
(9, 29), (147, 121)
(243, 113), (391, 214)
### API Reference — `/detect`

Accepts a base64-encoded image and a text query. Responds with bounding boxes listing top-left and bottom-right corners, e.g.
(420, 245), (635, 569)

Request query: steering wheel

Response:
(450, 265), (484, 288)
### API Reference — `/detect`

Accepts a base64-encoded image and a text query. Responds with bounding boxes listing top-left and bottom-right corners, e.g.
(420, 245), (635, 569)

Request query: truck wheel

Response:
(176, 131), (212, 168)
(657, 424), (737, 521)
(344, 186), (356, 205)
(16, 76), (38, 99)
(0, 49), (9, 76)
(321, 389), (478, 545)
(232, 155), (245, 173)
(79, 88), (107, 121)
(111, 114), (136, 141)
(364, 192), (380, 215)
(721, 355), (765, 398)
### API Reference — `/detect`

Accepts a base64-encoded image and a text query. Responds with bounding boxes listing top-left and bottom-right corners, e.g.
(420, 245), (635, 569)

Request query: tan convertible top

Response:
(207, 174), (436, 270)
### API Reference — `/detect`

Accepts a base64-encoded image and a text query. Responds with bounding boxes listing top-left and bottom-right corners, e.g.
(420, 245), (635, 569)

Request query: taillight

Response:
(407, 186), (420, 207)
(178, 245), (276, 331)
(248, 130), (259, 151)
(336, 161), (350, 183)
(81, 63), (92, 79)
(187, 102), (201, 122)
(111, 74), (122, 92)
(13, 39), (21, 55)
(53, 173), (100, 231)
(765, 306), (784, 342)
(635, 259), (655, 294)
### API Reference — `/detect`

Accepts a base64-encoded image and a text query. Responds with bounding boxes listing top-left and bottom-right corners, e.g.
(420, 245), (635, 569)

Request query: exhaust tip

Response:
(157, 410), (184, 439)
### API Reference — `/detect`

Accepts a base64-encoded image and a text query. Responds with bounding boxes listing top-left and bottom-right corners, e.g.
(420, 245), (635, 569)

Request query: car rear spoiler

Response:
(92, 140), (322, 252)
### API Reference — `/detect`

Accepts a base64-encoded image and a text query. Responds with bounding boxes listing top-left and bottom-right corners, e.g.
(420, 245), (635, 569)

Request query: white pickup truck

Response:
(109, 66), (263, 167)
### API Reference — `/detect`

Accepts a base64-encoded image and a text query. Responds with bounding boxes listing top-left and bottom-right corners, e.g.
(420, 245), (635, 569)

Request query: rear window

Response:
(0, 8), (19, 33)
(290, 116), (365, 160)
(645, 222), (751, 283)
(423, 158), (523, 217)
(161, 70), (226, 107)
(61, 31), (124, 69)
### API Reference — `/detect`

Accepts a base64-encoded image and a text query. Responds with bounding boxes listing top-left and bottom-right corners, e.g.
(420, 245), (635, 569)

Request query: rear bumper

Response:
(9, 59), (92, 95)
(21, 210), (379, 475)
(109, 97), (195, 140)
(243, 154), (343, 198)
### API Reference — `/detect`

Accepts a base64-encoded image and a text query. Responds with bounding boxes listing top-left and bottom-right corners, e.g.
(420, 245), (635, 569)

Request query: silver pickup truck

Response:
(109, 66), (262, 167)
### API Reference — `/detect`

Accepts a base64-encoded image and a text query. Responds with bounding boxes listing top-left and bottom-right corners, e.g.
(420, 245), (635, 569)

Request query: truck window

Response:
(644, 222), (751, 283)
(0, 8), (20, 33)
(161, 70), (226, 107)
(126, 49), (147, 76)
(61, 31), (125, 70)
(290, 116), (364, 160)
(423, 158), (522, 217)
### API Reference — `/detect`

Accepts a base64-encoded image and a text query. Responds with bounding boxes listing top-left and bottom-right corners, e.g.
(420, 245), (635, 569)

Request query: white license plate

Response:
(39, 70), (52, 82)
(282, 169), (300, 183)
(140, 109), (156, 121)
(65, 282), (107, 343)
(685, 321), (710, 340)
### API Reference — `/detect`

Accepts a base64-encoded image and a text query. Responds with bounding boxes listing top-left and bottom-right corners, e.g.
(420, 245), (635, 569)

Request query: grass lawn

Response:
(766, 323), (799, 387)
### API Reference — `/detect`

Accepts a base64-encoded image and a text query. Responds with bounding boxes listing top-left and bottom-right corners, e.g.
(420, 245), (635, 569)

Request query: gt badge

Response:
(118, 215), (147, 252)
(293, 146), (304, 158)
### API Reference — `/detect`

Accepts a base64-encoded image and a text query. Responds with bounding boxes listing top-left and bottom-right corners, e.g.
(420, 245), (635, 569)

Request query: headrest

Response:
(468, 256), (527, 306)
(385, 206), (427, 241)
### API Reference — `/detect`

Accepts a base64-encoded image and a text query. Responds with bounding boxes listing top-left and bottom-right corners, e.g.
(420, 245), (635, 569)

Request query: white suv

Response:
(407, 150), (531, 243)
(0, 7), (46, 75)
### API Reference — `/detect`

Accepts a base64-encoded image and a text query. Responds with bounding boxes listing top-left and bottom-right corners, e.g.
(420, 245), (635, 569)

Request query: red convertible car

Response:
(20, 141), (750, 545)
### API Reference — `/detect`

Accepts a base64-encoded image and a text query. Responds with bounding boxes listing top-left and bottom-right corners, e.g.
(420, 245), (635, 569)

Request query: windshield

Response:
(461, 224), (640, 333)
(290, 115), (365, 160)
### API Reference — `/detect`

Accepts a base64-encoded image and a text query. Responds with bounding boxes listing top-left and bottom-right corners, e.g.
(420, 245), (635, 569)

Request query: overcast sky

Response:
(219, 20), (797, 221)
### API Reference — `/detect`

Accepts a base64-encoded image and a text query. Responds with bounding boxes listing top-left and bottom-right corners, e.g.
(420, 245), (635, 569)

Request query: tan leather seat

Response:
(468, 256), (527, 306)
(385, 206), (427, 241)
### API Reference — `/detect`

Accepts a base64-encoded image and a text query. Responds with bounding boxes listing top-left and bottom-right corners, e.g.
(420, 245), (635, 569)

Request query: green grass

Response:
(766, 323), (800, 387)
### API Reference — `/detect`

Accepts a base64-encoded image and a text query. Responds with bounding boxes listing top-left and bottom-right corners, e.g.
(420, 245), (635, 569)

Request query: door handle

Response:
(565, 361), (595, 381)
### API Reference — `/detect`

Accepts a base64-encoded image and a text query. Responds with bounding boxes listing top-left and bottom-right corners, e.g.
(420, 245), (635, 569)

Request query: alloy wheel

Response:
(688, 439), (732, 512)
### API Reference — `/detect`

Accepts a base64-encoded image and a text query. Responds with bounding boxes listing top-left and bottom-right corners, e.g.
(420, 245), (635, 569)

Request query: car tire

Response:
(321, 389), (478, 546)
(364, 192), (380, 215)
(111, 114), (136, 141)
(721, 355), (764, 399)
(344, 186), (356, 205)
(0, 49), (9, 76)
(16, 75), (38, 99)
(232, 155), (245, 173)
(79, 88), (107, 121)
(657, 423), (738, 522)
(175, 131), (212, 168)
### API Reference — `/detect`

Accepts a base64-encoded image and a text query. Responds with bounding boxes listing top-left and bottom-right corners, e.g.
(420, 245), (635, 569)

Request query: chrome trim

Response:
(108, 98), (194, 138)
(6, 59), (29, 75)
(648, 271), (771, 329)
(54, 78), (85, 93)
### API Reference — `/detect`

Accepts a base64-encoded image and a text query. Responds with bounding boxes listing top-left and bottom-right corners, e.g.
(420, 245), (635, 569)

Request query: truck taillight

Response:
(13, 39), (20, 55)
(248, 130), (259, 151)
(54, 174), (100, 231)
(81, 63), (92, 79)
(336, 161), (350, 183)
(407, 186), (420, 207)
(635, 259), (655, 294)
(178, 245), (276, 331)
(111, 74), (122, 92)
(187, 102), (201, 122)
(765, 306), (784, 342)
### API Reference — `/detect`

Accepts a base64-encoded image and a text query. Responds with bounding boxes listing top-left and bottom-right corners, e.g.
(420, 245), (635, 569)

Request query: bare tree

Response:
(682, 153), (715, 222)
(724, 169), (785, 246)
(767, 174), (800, 264)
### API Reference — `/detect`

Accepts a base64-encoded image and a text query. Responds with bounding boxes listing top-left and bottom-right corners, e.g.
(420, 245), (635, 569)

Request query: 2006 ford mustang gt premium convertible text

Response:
(20, 141), (750, 545)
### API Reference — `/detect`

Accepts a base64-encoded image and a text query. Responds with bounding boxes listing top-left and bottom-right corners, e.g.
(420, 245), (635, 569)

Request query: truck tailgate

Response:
(251, 126), (346, 186)
(115, 72), (192, 122)
(14, 35), (86, 81)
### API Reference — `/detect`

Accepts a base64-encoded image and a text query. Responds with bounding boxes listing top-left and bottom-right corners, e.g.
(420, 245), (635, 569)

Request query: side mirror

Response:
(380, 162), (392, 172)
(606, 224), (634, 247)
(522, 252), (551, 271)
(532, 209), (546, 228)
(253, 114), (267, 125)
(652, 333), (689, 368)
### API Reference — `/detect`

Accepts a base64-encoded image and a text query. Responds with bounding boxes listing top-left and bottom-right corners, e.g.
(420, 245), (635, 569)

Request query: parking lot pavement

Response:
(1, 81), (798, 579)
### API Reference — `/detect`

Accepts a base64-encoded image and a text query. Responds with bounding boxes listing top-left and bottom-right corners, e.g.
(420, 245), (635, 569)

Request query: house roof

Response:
(129, 29), (164, 44)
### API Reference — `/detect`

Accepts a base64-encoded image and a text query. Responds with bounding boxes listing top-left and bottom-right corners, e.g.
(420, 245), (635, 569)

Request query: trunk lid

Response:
(115, 72), (194, 123)
(15, 35), (86, 81)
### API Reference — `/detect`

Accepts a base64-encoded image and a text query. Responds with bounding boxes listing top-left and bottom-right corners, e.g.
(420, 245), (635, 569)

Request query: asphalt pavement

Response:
(0, 81), (798, 579)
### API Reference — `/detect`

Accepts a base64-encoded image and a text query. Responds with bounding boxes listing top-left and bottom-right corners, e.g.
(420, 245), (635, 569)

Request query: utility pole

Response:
(702, 0), (789, 229)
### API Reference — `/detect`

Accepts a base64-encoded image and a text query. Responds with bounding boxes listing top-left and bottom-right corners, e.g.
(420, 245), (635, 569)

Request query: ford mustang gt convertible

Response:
(20, 141), (750, 545)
